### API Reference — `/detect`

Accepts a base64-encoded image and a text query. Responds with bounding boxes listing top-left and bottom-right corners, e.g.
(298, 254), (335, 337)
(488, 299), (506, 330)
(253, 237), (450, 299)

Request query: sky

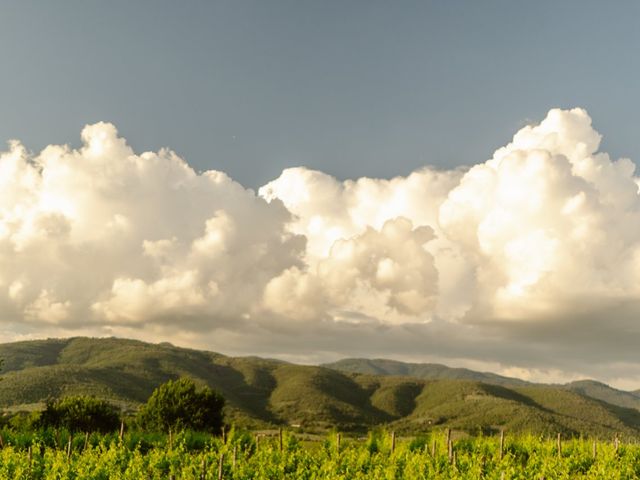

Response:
(2, 1), (640, 388)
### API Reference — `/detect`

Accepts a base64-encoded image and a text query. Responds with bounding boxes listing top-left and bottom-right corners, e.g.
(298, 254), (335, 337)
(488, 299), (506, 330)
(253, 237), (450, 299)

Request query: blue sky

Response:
(2, 1), (639, 187)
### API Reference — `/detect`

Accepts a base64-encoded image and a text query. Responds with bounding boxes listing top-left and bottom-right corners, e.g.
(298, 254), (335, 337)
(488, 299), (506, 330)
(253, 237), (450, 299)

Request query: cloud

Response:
(0, 122), (304, 330)
(2, 108), (640, 387)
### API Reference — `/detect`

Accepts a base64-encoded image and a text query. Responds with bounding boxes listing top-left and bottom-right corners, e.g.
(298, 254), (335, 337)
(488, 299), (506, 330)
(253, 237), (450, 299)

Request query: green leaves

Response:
(137, 377), (225, 433)
(0, 429), (637, 478)
(38, 395), (121, 433)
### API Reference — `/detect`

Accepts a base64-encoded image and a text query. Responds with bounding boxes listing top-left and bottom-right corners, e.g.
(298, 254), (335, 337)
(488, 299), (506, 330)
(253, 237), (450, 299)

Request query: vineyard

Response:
(0, 429), (638, 479)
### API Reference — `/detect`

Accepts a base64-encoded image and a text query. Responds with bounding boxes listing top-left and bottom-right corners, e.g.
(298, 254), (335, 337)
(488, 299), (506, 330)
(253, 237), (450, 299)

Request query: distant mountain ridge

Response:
(321, 358), (531, 387)
(323, 357), (640, 413)
(1, 337), (640, 437)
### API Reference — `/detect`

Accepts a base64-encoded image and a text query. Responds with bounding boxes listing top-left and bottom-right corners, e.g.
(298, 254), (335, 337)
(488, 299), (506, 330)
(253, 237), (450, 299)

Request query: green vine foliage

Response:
(0, 429), (636, 479)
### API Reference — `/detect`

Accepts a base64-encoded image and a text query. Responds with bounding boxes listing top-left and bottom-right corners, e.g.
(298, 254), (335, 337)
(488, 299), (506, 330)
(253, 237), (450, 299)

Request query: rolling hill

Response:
(322, 358), (530, 387)
(564, 380), (640, 412)
(322, 358), (640, 413)
(0, 337), (639, 437)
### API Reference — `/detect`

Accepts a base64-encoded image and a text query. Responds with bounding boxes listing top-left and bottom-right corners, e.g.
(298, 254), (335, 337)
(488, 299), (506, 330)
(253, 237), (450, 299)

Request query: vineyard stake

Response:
(28, 445), (32, 474)
(431, 438), (436, 457)
(557, 433), (561, 458)
(390, 431), (396, 454)
(499, 429), (504, 460)
(200, 459), (207, 480)
(168, 427), (173, 450)
(615, 434), (619, 453)
(0, 432), (4, 449)
(448, 439), (453, 463)
(233, 445), (237, 468)
(336, 433), (341, 454)
(279, 428), (283, 452)
(119, 421), (124, 441)
(66, 435), (72, 459)
(218, 453), (224, 480)
(592, 440), (596, 459)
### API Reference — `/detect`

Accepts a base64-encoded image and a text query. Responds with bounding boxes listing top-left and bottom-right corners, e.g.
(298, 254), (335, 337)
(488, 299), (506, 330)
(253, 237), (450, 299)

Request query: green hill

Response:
(564, 380), (640, 411)
(322, 358), (530, 387)
(391, 380), (640, 437)
(0, 337), (639, 437)
(323, 358), (640, 415)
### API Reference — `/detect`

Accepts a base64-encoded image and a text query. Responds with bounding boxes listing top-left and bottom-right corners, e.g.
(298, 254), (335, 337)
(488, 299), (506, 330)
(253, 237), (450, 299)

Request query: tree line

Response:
(5, 377), (225, 435)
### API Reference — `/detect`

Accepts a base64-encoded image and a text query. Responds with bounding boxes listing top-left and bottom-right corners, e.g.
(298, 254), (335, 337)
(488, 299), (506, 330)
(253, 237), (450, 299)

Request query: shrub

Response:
(137, 377), (224, 433)
(38, 395), (120, 433)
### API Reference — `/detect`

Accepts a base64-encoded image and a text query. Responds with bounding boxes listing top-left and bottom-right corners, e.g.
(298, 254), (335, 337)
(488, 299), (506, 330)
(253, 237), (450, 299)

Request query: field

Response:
(0, 429), (638, 479)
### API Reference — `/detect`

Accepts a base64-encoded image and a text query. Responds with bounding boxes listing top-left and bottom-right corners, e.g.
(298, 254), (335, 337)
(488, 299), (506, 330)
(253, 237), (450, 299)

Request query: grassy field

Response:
(0, 428), (636, 479)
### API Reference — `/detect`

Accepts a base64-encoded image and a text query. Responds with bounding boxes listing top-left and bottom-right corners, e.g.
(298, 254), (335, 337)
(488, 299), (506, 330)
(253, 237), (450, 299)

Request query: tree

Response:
(137, 377), (225, 433)
(38, 396), (121, 433)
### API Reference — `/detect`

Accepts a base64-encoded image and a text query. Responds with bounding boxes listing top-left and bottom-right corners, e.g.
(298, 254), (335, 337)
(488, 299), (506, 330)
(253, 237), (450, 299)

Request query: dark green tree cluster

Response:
(38, 395), (121, 433)
(6, 376), (225, 435)
(137, 377), (225, 433)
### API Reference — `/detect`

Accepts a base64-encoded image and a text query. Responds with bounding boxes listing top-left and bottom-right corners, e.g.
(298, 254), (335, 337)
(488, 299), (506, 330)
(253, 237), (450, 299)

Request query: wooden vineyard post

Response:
(614, 434), (619, 454)
(336, 433), (341, 454)
(119, 421), (125, 441)
(557, 433), (562, 458)
(592, 440), (597, 459)
(499, 429), (504, 460)
(390, 431), (396, 454)
(66, 435), (73, 459)
(431, 438), (436, 457)
(28, 445), (32, 475)
(168, 427), (173, 450)
(279, 428), (283, 452)
(233, 445), (237, 468)
(0, 432), (4, 449)
(445, 428), (453, 463)
(200, 459), (207, 480)
(218, 453), (224, 480)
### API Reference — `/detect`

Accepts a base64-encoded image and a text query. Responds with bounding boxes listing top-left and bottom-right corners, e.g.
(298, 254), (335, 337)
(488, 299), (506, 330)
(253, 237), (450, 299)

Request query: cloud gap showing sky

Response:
(1, 108), (640, 388)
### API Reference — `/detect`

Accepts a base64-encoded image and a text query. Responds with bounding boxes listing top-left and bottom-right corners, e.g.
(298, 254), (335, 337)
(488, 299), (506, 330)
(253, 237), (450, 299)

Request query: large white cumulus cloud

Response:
(0, 122), (303, 329)
(3, 108), (640, 386)
(259, 167), (468, 323)
(261, 108), (640, 327)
